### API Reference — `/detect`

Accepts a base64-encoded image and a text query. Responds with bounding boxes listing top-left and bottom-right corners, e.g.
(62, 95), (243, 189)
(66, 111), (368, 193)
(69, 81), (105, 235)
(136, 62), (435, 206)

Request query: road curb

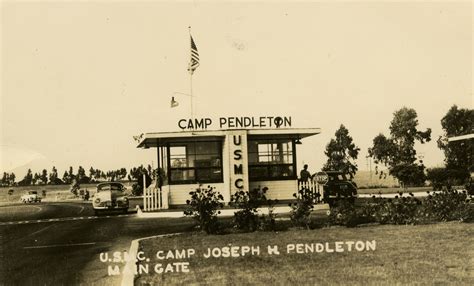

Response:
(121, 239), (139, 286)
(121, 233), (183, 286)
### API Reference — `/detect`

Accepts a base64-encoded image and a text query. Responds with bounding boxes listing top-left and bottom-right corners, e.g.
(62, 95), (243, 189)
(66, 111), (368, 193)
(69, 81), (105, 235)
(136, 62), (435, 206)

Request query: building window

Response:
(168, 141), (223, 184)
(248, 139), (296, 181)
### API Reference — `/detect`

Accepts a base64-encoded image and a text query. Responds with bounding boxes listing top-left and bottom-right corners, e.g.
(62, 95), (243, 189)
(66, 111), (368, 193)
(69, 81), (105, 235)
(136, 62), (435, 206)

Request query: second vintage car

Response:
(20, 191), (42, 203)
(92, 182), (129, 215)
(321, 171), (358, 206)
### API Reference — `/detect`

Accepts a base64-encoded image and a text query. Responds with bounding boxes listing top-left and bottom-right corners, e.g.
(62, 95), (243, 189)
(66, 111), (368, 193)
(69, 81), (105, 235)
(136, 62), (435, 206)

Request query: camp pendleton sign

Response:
(178, 116), (292, 130)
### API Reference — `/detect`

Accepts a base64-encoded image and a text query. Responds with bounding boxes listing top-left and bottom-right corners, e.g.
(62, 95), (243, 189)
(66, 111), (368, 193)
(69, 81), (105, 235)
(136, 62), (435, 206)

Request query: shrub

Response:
(390, 163), (427, 187)
(426, 167), (470, 190)
(258, 198), (281, 231)
(326, 189), (474, 227)
(50, 177), (64, 185)
(327, 200), (362, 227)
(131, 183), (143, 196)
(184, 185), (224, 234)
(370, 193), (422, 225)
(289, 187), (314, 229)
(421, 188), (473, 222)
(230, 187), (270, 232)
(70, 179), (80, 197)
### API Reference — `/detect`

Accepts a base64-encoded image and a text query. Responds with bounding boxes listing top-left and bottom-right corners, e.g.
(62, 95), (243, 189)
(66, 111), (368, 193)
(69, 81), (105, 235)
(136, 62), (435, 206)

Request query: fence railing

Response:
(298, 180), (324, 203)
(143, 180), (323, 211)
(143, 185), (168, 211)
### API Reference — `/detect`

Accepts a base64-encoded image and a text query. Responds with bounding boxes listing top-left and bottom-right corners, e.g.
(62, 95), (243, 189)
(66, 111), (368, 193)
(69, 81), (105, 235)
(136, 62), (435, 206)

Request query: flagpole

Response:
(188, 26), (194, 124)
(190, 65), (194, 122)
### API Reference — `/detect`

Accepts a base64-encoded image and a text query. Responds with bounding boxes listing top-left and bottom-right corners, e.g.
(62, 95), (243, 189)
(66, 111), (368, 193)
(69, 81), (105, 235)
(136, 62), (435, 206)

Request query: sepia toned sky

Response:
(1, 0), (472, 178)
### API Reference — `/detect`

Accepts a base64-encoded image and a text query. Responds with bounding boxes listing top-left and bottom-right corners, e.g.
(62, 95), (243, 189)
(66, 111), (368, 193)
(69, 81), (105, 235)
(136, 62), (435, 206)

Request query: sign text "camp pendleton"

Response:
(178, 116), (292, 130)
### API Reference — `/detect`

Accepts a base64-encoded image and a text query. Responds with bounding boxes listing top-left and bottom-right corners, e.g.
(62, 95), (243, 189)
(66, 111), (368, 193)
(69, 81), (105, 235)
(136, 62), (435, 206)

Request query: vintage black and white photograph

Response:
(0, 0), (473, 285)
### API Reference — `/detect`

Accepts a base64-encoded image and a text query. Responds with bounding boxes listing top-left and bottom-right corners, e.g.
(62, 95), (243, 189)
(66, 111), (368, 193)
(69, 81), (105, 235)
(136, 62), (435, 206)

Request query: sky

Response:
(1, 0), (472, 179)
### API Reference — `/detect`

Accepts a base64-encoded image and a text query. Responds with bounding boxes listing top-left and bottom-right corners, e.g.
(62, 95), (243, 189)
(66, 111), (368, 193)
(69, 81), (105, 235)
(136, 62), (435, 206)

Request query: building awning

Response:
(136, 128), (321, 148)
(447, 133), (474, 142)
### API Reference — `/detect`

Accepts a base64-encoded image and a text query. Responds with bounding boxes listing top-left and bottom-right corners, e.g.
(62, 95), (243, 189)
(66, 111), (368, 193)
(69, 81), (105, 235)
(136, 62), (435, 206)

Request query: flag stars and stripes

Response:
(188, 35), (200, 75)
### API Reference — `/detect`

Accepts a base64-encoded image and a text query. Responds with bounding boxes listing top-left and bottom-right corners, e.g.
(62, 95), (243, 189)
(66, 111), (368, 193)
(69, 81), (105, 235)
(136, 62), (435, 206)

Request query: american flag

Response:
(188, 35), (200, 75)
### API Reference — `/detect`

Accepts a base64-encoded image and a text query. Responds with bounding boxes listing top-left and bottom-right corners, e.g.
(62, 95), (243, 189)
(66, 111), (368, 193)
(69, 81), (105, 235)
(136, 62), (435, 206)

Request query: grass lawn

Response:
(136, 222), (473, 285)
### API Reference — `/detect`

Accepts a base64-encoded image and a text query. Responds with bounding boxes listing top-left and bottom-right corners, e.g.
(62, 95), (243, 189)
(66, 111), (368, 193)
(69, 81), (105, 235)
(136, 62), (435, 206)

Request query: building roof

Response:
(136, 128), (321, 148)
(447, 133), (474, 142)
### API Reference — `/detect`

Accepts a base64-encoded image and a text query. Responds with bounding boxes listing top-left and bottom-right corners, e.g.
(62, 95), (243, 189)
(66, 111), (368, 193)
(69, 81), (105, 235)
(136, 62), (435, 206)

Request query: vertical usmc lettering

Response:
(233, 135), (243, 189)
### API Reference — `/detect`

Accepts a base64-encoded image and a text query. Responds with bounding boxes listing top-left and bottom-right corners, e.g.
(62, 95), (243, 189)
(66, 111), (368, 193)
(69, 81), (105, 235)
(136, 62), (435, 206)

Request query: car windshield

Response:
(328, 173), (347, 181)
(97, 184), (124, 192)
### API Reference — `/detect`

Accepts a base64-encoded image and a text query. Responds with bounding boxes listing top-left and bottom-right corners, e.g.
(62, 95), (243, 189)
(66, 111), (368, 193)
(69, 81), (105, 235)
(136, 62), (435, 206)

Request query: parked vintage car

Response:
(92, 182), (129, 215)
(21, 191), (42, 203)
(322, 171), (358, 206)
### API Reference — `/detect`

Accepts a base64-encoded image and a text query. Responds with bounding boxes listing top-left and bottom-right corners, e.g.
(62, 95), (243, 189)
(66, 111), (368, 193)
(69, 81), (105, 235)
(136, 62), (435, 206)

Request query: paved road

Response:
(0, 202), (195, 285)
(0, 202), (96, 223)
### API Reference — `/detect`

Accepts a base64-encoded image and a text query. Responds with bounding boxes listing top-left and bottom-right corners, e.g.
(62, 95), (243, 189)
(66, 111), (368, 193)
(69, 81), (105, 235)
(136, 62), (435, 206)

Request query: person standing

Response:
(299, 164), (313, 182)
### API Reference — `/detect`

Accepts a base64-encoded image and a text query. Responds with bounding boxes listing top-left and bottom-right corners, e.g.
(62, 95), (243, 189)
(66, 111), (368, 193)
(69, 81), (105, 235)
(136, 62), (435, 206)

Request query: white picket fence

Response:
(143, 186), (168, 211)
(298, 180), (324, 203)
(142, 179), (323, 211)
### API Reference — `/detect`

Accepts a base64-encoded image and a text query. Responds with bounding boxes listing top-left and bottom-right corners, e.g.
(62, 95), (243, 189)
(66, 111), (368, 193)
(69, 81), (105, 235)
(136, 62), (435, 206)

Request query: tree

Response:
(91, 168), (102, 181)
(49, 166), (58, 184)
(77, 166), (86, 181)
(120, 168), (127, 180)
(19, 169), (33, 186)
(1, 173), (8, 187)
(68, 166), (75, 182)
(33, 173), (41, 185)
(89, 167), (95, 182)
(76, 166), (90, 184)
(130, 165), (150, 196)
(322, 124), (360, 178)
(368, 107), (431, 187)
(9, 173), (15, 186)
(437, 105), (473, 171)
(40, 169), (48, 185)
(62, 171), (70, 184)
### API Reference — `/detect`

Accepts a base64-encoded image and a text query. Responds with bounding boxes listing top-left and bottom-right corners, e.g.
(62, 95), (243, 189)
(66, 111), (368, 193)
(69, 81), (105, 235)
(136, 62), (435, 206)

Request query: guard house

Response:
(136, 124), (320, 210)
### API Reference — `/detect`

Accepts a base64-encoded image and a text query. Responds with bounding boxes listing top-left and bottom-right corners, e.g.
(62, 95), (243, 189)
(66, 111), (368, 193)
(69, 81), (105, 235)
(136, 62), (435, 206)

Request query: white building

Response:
(136, 120), (320, 209)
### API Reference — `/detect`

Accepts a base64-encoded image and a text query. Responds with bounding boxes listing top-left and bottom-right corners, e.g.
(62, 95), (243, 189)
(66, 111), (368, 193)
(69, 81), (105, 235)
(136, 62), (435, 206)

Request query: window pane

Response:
(195, 142), (220, 154)
(258, 144), (268, 155)
(196, 168), (222, 182)
(249, 166), (268, 179)
(194, 155), (222, 167)
(259, 155), (270, 163)
(248, 138), (295, 181)
(168, 141), (223, 184)
(170, 146), (188, 167)
(269, 165), (294, 178)
(193, 142), (220, 167)
(170, 169), (195, 182)
(170, 146), (186, 156)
